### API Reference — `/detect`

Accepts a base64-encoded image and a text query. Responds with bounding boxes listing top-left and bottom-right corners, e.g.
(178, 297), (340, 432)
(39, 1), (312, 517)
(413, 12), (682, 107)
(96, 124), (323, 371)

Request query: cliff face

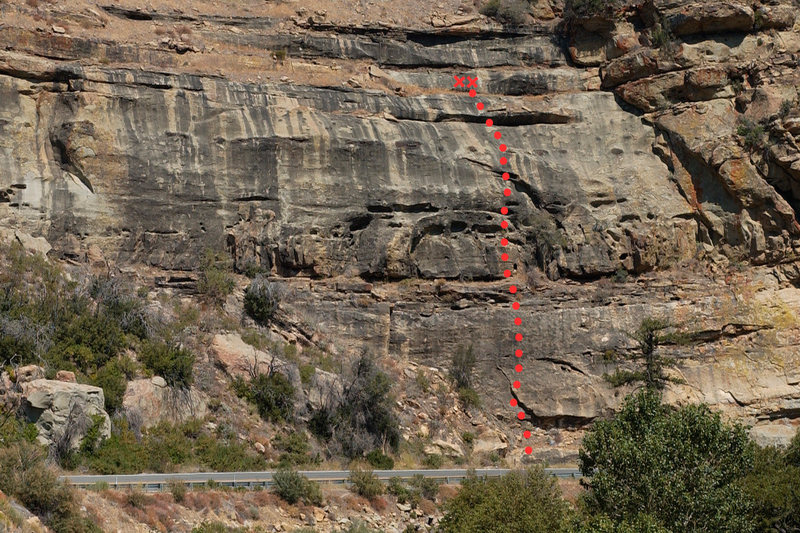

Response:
(1, 0), (800, 458)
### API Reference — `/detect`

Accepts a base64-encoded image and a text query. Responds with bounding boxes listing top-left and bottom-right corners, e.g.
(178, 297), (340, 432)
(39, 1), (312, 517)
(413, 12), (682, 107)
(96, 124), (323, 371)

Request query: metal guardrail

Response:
(60, 468), (582, 492)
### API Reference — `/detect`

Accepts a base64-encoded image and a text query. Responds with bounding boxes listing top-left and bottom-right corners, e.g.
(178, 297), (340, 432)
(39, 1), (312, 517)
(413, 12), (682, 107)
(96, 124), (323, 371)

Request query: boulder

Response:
(122, 378), (208, 429)
(20, 379), (110, 450)
(55, 370), (77, 383)
(307, 368), (342, 411)
(211, 333), (302, 390)
(660, 1), (754, 36)
(749, 422), (798, 448)
(16, 365), (45, 383)
(472, 429), (509, 455)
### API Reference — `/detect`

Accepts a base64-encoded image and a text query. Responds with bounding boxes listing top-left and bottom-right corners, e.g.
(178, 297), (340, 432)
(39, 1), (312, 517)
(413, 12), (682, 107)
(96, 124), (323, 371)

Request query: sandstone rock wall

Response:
(1, 0), (800, 455)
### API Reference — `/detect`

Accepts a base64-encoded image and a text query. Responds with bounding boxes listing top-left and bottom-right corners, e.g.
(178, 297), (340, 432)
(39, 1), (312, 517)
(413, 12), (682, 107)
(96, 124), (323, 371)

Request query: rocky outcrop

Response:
(1, 0), (800, 458)
(19, 378), (110, 450)
(122, 377), (208, 429)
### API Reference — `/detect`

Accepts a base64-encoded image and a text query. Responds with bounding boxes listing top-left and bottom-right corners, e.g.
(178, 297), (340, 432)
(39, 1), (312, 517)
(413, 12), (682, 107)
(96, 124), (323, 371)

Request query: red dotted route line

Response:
(455, 75), (532, 456)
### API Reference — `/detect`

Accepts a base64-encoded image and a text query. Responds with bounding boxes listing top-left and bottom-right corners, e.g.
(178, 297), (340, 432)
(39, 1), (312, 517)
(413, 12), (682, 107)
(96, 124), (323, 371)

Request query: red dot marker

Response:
(501, 221), (509, 229)
(515, 349), (523, 357)
(477, 102), (484, 110)
(523, 430), (531, 439)
(494, 132), (502, 140)
(469, 89), (477, 97)
(501, 238), (509, 246)
(502, 172), (510, 180)
(513, 380), (521, 388)
(525, 446), (532, 455)
(503, 269), (511, 278)
(486, 119), (493, 127)
(503, 188), (511, 196)
(517, 412), (525, 420)
(512, 302), (520, 310)
(509, 285), (517, 294)
(501, 253), (509, 261)
(509, 398), (518, 406)
(514, 317), (521, 326)
(500, 157), (508, 165)
(499, 144), (507, 152)
(515, 364), (523, 372)
(500, 207), (508, 215)
(515, 333), (523, 341)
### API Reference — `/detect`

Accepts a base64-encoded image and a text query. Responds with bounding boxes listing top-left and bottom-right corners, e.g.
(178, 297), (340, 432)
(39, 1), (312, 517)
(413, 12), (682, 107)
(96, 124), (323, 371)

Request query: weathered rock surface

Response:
(122, 378), (208, 429)
(1, 0), (800, 458)
(20, 378), (111, 450)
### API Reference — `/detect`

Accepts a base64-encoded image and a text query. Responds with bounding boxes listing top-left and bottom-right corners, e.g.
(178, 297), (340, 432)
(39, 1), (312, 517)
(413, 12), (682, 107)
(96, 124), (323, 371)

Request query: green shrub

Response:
(243, 275), (282, 325)
(479, 0), (529, 24)
(91, 359), (128, 413)
(126, 488), (147, 509)
(737, 118), (766, 150)
(83, 420), (148, 474)
(197, 250), (235, 305)
(0, 441), (98, 531)
(565, 0), (616, 18)
(79, 414), (106, 456)
(739, 440), (800, 532)
(48, 312), (126, 374)
(245, 372), (295, 423)
(458, 387), (481, 408)
(779, 99), (794, 119)
(273, 468), (323, 506)
(139, 340), (195, 388)
(422, 453), (444, 469)
(169, 480), (187, 503)
(274, 432), (318, 467)
(439, 467), (573, 533)
(366, 449), (394, 470)
(299, 363), (315, 386)
(387, 477), (420, 507)
(450, 344), (476, 390)
(415, 369), (430, 392)
(349, 466), (384, 499)
(194, 435), (266, 472)
(90, 276), (151, 340)
(312, 356), (400, 459)
(409, 474), (440, 500)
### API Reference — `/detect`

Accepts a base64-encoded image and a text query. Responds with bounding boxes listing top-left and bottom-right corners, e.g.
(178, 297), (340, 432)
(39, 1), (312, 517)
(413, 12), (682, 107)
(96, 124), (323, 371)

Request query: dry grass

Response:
(183, 491), (223, 512)
(437, 484), (459, 502)
(99, 491), (179, 532)
(249, 490), (280, 508)
(343, 494), (369, 512)
(370, 496), (388, 512)
(418, 498), (437, 515)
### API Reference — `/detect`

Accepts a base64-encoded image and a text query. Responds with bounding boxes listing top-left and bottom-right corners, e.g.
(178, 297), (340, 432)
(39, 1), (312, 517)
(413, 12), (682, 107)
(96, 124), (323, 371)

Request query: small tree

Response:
(579, 390), (757, 532)
(139, 340), (195, 388)
(243, 275), (282, 325)
(197, 249), (235, 305)
(232, 355), (295, 423)
(450, 344), (476, 390)
(603, 317), (685, 392)
(310, 355), (400, 459)
(273, 468), (322, 505)
(739, 431), (800, 532)
(348, 465), (384, 499)
(439, 467), (573, 533)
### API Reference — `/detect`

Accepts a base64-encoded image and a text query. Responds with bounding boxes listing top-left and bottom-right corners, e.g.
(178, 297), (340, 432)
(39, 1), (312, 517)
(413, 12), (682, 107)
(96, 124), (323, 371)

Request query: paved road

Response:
(61, 467), (582, 491)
